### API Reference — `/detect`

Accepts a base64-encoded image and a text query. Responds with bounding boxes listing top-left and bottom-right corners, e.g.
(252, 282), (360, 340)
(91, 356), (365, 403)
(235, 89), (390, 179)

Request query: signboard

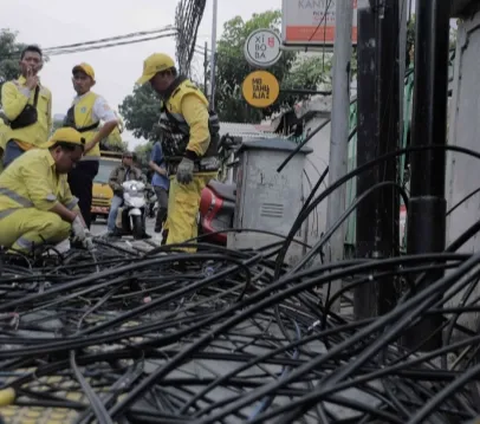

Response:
(244, 29), (282, 68)
(282, 0), (358, 47)
(242, 71), (280, 108)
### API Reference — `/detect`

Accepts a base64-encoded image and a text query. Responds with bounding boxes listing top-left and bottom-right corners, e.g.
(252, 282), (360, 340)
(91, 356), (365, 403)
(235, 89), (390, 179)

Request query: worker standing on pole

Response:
(136, 53), (220, 250)
(0, 128), (91, 255)
(1, 45), (52, 168)
(64, 63), (119, 229)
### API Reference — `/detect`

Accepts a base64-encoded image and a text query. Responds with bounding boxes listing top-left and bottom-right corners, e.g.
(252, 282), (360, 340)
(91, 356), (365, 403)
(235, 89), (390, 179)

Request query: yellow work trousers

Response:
(166, 173), (216, 252)
(0, 208), (71, 255)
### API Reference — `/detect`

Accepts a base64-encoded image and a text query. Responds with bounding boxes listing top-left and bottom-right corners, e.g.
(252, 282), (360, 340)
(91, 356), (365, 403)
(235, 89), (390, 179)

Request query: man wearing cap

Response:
(64, 63), (119, 228)
(1, 45), (52, 168)
(0, 128), (92, 255)
(136, 53), (220, 250)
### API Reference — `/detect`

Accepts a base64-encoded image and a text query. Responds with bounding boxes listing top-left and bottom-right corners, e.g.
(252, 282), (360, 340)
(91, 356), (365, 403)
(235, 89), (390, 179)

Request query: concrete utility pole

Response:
(324, 0), (354, 313)
(209, 0), (218, 109)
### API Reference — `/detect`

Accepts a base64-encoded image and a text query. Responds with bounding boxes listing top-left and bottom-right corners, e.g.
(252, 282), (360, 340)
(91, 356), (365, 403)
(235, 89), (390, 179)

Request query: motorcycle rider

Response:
(136, 53), (220, 251)
(106, 151), (148, 238)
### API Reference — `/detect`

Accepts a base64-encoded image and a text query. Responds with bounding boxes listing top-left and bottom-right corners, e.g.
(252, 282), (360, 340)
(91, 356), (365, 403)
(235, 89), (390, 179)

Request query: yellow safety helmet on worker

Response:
(137, 53), (220, 250)
(0, 128), (91, 255)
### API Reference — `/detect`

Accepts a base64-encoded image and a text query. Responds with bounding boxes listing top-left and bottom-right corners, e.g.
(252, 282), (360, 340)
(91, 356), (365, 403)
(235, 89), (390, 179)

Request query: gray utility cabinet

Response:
(228, 138), (312, 265)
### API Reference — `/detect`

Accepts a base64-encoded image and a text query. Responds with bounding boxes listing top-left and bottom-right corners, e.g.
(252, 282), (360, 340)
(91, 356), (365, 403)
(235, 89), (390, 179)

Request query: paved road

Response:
(91, 215), (157, 238)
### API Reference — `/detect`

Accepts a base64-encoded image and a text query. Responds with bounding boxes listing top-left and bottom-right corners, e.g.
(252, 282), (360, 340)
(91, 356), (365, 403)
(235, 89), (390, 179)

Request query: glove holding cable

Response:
(71, 216), (94, 249)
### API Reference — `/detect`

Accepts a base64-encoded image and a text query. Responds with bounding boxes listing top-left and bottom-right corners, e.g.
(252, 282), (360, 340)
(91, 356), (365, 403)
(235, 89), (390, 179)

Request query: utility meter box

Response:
(228, 138), (312, 265)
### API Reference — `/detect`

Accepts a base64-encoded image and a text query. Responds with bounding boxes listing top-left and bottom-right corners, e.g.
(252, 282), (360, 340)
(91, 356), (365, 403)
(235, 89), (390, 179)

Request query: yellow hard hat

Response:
(44, 127), (86, 148)
(136, 53), (175, 85)
(72, 62), (95, 81)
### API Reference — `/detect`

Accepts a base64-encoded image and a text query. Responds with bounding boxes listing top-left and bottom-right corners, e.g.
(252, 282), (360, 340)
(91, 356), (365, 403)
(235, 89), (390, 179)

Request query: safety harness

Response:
(159, 76), (220, 174)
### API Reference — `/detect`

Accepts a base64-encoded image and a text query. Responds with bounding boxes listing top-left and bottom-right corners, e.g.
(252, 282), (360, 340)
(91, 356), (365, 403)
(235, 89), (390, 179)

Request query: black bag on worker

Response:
(9, 86), (39, 130)
(63, 106), (100, 133)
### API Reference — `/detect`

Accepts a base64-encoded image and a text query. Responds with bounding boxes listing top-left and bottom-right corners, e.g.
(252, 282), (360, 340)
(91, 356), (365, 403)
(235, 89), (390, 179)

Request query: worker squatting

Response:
(0, 45), (220, 257)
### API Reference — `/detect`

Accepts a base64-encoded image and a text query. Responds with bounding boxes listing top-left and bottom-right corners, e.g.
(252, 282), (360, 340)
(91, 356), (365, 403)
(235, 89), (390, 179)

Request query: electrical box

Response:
(228, 138), (312, 265)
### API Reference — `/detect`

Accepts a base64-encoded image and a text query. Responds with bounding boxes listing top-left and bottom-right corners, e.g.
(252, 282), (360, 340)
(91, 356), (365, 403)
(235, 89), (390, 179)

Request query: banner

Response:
(282, 0), (358, 46)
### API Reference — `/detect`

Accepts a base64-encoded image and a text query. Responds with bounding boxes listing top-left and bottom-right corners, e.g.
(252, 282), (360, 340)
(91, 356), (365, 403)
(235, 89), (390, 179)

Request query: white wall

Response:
(445, 7), (480, 330)
(302, 114), (331, 247)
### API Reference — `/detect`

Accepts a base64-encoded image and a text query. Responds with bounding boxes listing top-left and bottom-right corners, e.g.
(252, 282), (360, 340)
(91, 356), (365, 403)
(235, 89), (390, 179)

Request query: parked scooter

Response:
(198, 135), (242, 245)
(116, 180), (148, 240)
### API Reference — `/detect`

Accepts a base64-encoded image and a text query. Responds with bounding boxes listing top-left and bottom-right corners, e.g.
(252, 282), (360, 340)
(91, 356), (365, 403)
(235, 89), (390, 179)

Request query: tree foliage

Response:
(134, 142), (153, 174)
(119, 10), (333, 137)
(119, 84), (162, 142)
(214, 11), (332, 123)
(0, 29), (26, 101)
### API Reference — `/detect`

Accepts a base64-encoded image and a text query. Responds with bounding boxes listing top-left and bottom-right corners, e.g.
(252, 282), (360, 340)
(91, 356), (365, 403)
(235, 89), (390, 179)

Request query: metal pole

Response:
(404, 0), (451, 351)
(209, 0), (218, 109)
(355, 0), (400, 319)
(204, 41), (208, 94)
(324, 0), (354, 313)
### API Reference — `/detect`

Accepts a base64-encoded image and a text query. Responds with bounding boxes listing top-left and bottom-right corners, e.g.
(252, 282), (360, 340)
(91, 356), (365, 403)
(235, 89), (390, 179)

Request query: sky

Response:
(1, 0), (280, 147)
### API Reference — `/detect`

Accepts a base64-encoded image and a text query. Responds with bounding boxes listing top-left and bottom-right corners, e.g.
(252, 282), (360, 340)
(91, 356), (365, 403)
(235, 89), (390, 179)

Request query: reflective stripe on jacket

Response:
(1, 76), (52, 148)
(0, 149), (79, 220)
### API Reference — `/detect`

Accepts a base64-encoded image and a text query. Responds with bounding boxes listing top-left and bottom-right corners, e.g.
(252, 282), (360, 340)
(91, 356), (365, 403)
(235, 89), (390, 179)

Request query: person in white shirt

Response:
(63, 63), (118, 229)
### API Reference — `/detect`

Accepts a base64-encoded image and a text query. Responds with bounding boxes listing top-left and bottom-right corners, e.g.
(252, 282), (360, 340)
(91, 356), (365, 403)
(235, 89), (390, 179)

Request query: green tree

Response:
(119, 10), (333, 136)
(0, 29), (26, 91)
(215, 10), (296, 122)
(119, 84), (162, 142)
(134, 142), (153, 174)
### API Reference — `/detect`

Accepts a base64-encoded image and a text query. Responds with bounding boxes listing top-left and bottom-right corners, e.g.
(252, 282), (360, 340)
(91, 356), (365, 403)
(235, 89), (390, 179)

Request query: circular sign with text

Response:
(242, 70), (280, 108)
(244, 29), (282, 68)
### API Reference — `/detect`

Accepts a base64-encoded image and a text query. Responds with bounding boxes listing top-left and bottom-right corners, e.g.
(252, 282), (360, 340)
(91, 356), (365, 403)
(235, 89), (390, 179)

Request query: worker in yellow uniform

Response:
(0, 115), (8, 173)
(64, 63), (119, 228)
(1, 45), (52, 168)
(136, 53), (220, 250)
(0, 128), (91, 255)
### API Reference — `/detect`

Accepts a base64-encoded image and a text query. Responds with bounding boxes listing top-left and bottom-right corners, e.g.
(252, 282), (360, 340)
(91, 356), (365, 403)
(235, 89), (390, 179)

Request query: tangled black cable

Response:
(1, 145), (480, 423)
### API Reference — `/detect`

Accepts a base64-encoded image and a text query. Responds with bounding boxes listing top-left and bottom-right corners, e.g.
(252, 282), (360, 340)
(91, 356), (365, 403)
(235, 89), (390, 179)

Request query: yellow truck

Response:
(91, 151), (123, 222)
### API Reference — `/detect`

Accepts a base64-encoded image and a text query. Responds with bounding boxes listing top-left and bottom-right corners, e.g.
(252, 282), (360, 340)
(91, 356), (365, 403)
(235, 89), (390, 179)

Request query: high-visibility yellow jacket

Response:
(160, 79), (213, 157)
(66, 91), (101, 158)
(0, 119), (8, 152)
(1, 76), (52, 150)
(0, 149), (79, 220)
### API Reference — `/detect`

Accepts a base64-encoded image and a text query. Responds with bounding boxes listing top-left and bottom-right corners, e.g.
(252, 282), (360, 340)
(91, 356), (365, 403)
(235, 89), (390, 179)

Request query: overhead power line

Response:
(175, 0), (207, 75)
(4, 26), (177, 58)
(43, 26), (177, 53)
(47, 33), (177, 56)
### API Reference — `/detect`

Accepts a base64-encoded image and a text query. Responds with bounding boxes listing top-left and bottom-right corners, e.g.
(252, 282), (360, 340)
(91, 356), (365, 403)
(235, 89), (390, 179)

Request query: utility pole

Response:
(404, 0), (451, 351)
(203, 41), (209, 94)
(355, 0), (401, 319)
(209, 0), (218, 109)
(324, 0), (354, 313)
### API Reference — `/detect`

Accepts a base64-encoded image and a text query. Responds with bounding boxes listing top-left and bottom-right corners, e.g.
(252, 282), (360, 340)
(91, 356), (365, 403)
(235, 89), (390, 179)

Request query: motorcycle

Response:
(198, 135), (242, 245)
(145, 186), (158, 219)
(116, 180), (147, 240)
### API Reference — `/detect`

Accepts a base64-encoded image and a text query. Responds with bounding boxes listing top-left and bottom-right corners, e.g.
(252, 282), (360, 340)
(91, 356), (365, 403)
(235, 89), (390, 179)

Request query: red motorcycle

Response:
(198, 135), (242, 245)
